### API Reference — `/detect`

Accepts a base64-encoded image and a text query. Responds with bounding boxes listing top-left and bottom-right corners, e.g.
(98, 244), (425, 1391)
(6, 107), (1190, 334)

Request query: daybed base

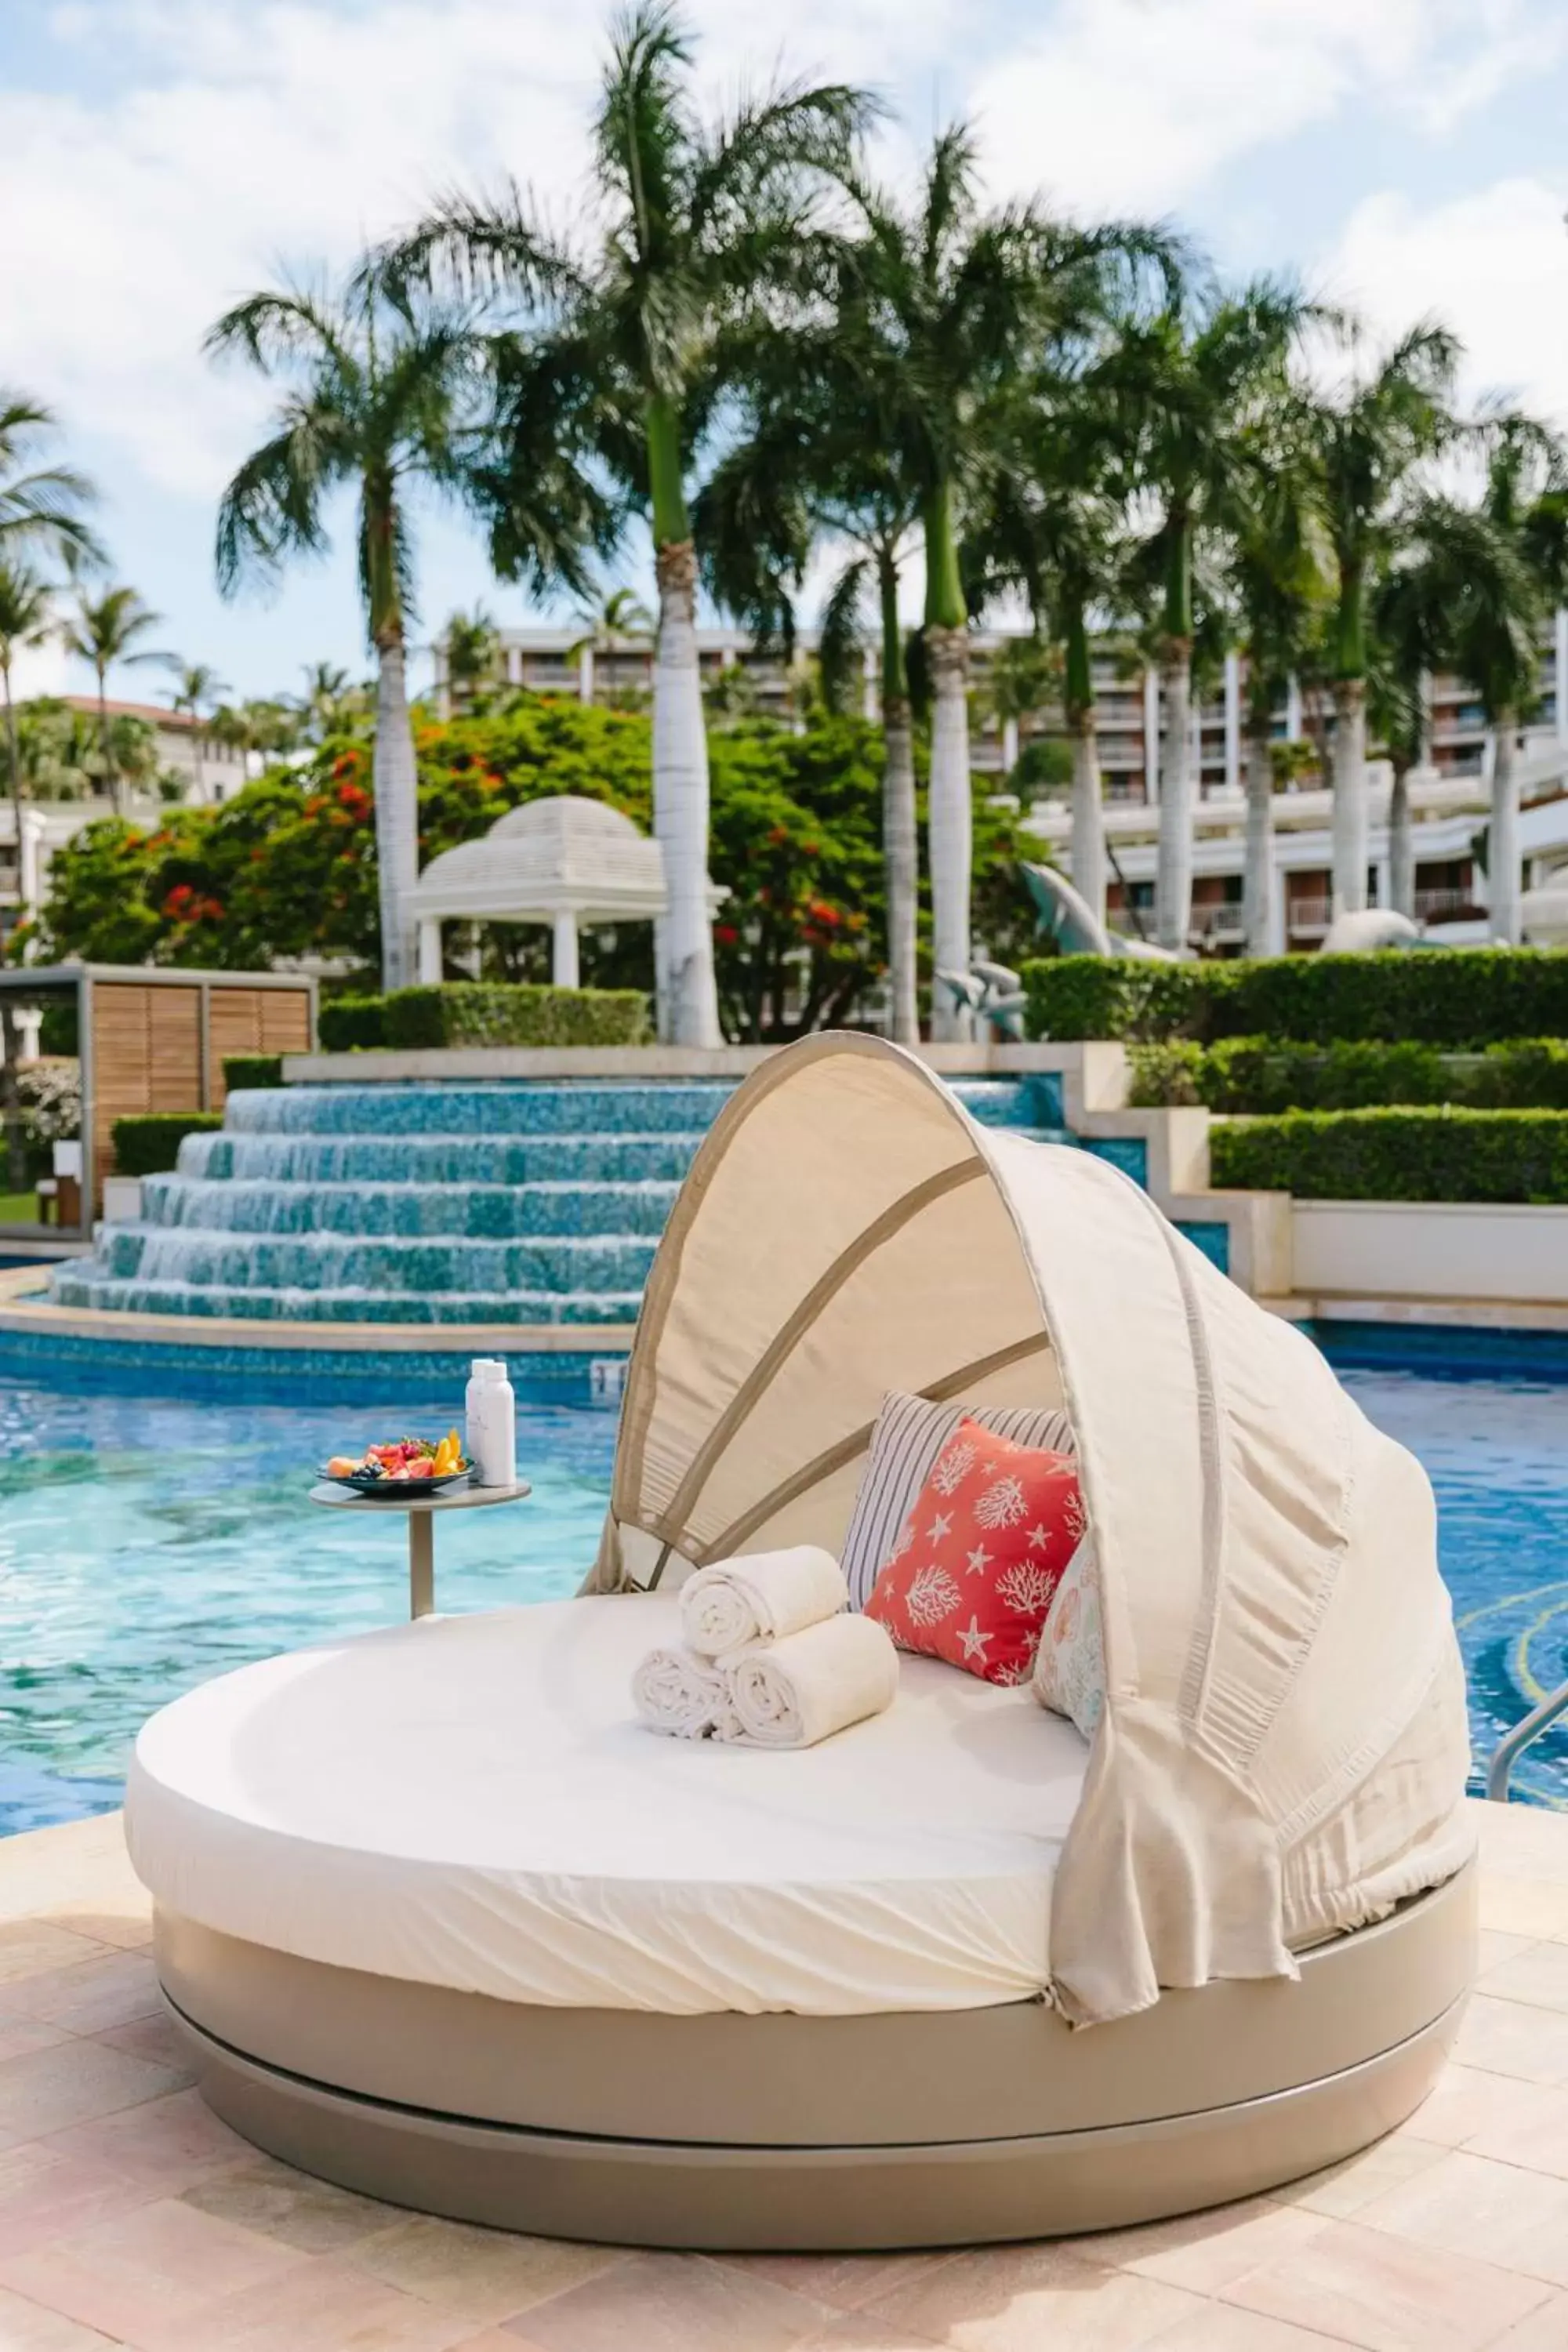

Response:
(154, 1860), (1473, 2250)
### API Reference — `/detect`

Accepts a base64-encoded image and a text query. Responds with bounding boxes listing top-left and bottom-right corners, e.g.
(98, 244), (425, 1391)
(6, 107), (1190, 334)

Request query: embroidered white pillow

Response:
(840, 1389), (1075, 1612)
(1032, 1536), (1105, 1740)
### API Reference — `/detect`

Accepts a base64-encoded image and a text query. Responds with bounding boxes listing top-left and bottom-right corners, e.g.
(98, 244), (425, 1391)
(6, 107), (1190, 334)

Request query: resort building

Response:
(492, 615), (1568, 951)
(60, 696), (249, 806)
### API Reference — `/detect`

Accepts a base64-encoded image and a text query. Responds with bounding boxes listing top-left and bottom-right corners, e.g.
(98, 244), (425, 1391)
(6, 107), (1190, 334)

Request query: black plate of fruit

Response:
(318, 1433), (472, 1495)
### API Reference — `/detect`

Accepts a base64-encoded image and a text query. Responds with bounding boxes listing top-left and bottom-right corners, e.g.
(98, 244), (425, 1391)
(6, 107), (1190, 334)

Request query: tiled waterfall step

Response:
(142, 1176), (683, 1240)
(93, 1228), (660, 1294)
(52, 1073), (1097, 1323)
(223, 1080), (738, 1137)
(43, 1275), (644, 1324)
(186, 1131), (708, 1186)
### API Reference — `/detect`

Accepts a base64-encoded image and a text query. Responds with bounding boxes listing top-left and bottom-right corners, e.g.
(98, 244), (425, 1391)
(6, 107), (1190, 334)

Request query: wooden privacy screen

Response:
(207, 986), (313, 1109)
(89, 978), (313, 1200)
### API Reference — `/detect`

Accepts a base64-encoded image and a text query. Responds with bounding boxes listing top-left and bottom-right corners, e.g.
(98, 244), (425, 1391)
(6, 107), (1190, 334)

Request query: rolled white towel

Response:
(630, 1646), (732, 1740)
(725, 1613), (899, 1750)
(680, 1544), (849, 1659)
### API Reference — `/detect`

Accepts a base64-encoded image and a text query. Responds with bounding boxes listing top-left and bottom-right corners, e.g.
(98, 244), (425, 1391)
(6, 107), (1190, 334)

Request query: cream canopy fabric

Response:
(590, 1032), (1475, 2027)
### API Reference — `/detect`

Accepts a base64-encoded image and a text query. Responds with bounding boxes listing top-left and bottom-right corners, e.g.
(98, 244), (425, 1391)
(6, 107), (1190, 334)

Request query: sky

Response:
(6, 0), (1568, 707)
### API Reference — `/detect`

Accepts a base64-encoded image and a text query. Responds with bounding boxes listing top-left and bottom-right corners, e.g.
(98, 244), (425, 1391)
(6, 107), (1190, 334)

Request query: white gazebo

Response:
(408, 797), (710, 988)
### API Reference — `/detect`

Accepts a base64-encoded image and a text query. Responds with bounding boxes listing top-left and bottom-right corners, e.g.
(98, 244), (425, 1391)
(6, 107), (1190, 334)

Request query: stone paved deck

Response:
(0, 1799), (1565, 2351)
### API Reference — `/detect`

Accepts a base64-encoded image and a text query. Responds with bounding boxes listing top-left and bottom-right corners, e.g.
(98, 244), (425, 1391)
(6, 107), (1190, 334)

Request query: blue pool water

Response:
(0, 1384), (615, 1833)
(0, 1348), (1563, 1834)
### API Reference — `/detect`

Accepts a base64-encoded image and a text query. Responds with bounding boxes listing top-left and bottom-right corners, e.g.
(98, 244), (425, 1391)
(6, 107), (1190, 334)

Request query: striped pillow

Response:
(841, 1390), (1076, 1611)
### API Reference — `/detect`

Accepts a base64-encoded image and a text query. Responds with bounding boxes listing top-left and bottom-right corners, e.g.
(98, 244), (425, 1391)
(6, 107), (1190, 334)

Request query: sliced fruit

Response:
(326, 1456), (358, 1478)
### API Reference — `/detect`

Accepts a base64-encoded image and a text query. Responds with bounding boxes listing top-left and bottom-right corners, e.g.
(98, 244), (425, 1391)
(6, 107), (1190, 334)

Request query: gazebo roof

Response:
(408, 797), (671, 924)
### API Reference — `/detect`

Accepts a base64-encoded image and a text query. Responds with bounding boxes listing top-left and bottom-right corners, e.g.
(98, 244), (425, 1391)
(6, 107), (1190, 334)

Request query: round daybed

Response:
(126, 1033), (1477, 2250)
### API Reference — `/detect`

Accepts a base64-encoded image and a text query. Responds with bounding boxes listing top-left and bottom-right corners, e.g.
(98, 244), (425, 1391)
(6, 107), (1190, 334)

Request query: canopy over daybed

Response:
(590, 1032), (1474, 2027)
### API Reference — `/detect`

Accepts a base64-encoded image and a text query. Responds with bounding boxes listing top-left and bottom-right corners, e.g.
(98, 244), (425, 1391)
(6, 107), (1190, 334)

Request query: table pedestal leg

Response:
(408, 1514), (434, 1620)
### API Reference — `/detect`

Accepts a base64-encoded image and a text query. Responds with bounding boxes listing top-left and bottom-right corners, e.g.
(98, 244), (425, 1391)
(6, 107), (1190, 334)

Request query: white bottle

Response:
(465, 1359), (516, 1488)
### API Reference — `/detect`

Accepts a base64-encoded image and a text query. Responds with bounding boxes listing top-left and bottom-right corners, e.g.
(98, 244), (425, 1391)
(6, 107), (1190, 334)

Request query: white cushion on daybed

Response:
(126, 1595), (1089, 2017)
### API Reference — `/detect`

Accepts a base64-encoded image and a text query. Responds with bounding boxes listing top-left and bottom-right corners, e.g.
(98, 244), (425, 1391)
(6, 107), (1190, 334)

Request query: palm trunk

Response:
(97, 666), (119, 816)
(1069, 715), (1105, 929)
(1388, 761), (1414, 923)
(882, 700), (919, 1046)
(1330, 677), (1368, 916)
(1490, 709), (1520, 946)
(1155, 642), (1192, 953)
(926, 626), (972, 1040)
(878, 554), (918, 1044)
(652, 539), (720, 1046)
(1063, 598), (1104, 930)
(2, 662), (22, 909)
(372, 629), (420, 992)
(1242, 716), (1276, 956)
(0, 1004), (24, 1196)
(924, 476), (972, 1043)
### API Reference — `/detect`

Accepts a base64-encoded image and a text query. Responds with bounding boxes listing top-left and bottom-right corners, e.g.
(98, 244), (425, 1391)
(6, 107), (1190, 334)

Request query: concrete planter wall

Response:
(1293, 1200), (1568, 1306)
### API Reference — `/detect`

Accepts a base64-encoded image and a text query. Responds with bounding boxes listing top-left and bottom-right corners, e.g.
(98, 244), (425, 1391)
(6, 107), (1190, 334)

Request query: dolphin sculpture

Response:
(1020, 863), (1181, 962)
(1319, 909), (1421, 954)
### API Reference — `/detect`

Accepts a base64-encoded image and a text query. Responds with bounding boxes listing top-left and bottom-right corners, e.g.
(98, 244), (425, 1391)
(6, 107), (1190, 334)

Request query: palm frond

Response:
(378, 183), (582, 314)
(688, 76), (878, 242)
(818, 557), (869, 714)
(205, 284), (362, 387)
(213, 400), (348, 597)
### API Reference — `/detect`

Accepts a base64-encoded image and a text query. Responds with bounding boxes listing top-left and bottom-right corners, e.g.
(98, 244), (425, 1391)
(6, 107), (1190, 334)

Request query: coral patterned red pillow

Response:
(863, 1419), (1085, 1686)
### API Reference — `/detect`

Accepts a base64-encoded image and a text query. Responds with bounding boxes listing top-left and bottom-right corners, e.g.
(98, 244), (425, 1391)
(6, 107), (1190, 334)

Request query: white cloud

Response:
(0, 0), (961, 503)
(967, 0), (1556, 218)
(1319, 177), (1568, 426)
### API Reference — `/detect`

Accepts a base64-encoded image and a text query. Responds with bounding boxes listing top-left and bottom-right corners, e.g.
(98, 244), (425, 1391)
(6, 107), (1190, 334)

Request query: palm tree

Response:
(839, 130), (1163, 1033)
(568, 586), (655, 654)
(1305, 321), (1459, 920)
(1368, 532), (1445, 924)
(698, 334), (924, 1040)
(967, 394), (1131, 931)
(13, 699), (100, 803)
(438, 604), (501, 714)
(1224, 420), (1332, 955)
(0, 394), (100, 569)
(56, 583), (164, 812)
(296, 661), (363, 742)
(0, 560), (53, 885)
(207, 269), (486, 989)
(1097, 278), (1305, 950)
(390, 1), (873, 1043)
(163, 659), (230, 800)
(1385, 426), (1568, 942)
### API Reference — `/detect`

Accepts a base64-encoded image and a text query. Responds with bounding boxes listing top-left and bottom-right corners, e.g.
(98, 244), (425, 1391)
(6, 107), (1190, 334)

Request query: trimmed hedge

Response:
(1129, 1036), (1568, 1114)
(1024, 949), (1568, 1047)
(1211, 1108), (1568, 1203)
(384, 983), (651, 1050)
(111, 1112), (223, 1178)
(319, 984), (652, 1052)
(318, 994), (387, 1052)
(220, 1054), (283, 1093)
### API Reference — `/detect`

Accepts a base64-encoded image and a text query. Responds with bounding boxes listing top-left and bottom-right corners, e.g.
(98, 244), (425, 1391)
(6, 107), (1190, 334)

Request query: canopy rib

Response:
(654, 1156), (988, 1544)
(680, 1328), (1055, 1566)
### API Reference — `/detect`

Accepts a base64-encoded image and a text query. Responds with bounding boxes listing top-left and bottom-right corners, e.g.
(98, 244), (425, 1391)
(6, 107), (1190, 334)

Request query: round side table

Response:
(307, 1479), (532, 1619)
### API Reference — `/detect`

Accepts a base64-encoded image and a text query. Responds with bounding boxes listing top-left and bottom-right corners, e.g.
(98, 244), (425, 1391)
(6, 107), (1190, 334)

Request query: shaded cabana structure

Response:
(127, 1035), (1475, 2250)
(409, 796), (721, 987)
(0, 963), (314, 1236)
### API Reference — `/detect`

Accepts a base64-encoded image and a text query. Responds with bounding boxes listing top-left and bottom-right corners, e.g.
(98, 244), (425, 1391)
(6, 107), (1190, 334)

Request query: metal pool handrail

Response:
(1487, 1679), (1568, 1802)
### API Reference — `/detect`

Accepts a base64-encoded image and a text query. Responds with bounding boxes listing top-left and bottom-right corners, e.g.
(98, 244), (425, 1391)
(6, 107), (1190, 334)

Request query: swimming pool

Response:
(0, 1349), (1563, 1832)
